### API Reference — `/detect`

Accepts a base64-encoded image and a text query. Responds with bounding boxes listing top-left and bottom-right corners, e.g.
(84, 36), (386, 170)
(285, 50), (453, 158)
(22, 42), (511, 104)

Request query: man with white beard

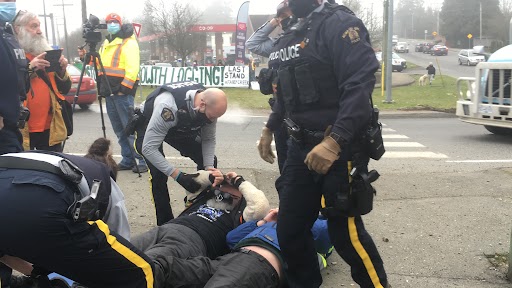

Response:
(13, 11), (71, 152)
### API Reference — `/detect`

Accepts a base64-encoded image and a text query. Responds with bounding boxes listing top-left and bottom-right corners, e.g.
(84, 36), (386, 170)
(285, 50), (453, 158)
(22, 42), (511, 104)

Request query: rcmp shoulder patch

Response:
(342, 27), (361, 44)
(161, 108), (175, 122)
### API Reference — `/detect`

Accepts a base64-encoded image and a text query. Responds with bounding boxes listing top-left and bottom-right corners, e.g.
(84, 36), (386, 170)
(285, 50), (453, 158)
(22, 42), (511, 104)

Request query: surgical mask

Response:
(288, 0), (320, 18)
(280, 16), (297, 31)
(107, 23), (120, 35)
(0, 2), (16, 24)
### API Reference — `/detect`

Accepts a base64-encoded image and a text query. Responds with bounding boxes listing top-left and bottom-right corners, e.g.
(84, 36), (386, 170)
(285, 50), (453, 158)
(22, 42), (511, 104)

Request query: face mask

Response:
(195, 111), (212, 125)
(0, 2), (16, 24)
(107, 23), (120, 35)
(289, 0), (320, 18)
(280, 16), (297, 31)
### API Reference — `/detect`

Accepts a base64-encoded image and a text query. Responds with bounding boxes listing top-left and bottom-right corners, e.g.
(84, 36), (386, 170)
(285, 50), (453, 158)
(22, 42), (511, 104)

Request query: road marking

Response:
(67, 153), (189, 161)
(382, 128), (396, 132)
(383, 134), (409, 139)
(385, 142), (425, 148)
(383, 151), (448, 158)
(446, 160), (512, 163)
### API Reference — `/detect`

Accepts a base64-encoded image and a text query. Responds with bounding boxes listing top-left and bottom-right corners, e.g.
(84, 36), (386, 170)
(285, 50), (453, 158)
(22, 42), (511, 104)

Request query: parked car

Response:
(458, 49), (486, 66)
(422, 43), (435, 54)
(394, 42), (409, 53)
(375, 52), (407, 72)
(64, 65), (97, 110)
(430, 44), (448, 56)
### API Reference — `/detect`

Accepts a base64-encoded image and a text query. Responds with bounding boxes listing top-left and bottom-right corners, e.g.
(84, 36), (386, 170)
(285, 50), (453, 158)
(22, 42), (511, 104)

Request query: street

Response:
(64, 107), (512, 287)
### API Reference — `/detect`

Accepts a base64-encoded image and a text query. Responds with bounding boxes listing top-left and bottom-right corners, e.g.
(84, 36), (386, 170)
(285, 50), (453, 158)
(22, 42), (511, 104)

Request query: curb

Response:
(379, 110), (457, 119)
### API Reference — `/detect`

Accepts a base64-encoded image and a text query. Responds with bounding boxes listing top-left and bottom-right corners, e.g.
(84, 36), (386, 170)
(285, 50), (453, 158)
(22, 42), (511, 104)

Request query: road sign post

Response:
(467, 33), (473, 48)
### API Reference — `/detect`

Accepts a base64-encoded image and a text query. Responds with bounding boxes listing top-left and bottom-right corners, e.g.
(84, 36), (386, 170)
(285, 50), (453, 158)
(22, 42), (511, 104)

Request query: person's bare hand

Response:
(29, 52), (50, 71)
(0, 116), (4, 131)
(225, 172), (238, 183)
(59, 54), (68, 71)
(265, 208), (279, 222)
(208, 168), (224, 186)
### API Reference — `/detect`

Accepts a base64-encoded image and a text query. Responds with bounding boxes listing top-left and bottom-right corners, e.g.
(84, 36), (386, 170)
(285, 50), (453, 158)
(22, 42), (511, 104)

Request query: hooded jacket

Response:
(98, 24), (139, 97)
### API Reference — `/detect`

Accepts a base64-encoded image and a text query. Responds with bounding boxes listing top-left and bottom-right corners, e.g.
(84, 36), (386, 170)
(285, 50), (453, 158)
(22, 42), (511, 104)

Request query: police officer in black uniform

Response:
(0, 152), (155, 288)
(0, 0), (28, 156)
(268, 0), (390, 287)
(132, 81), (227, 225)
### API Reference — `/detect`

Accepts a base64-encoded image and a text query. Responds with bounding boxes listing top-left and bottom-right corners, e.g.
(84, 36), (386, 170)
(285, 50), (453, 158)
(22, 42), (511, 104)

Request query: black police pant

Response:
(275, 140), (388, 288)
(131, 223), (208, 286)
(164, 248), (280, 288)
(135, 131), (217, 226)
(0, 122), (23, 288)
(0, 170), (154, 288)
(274, 124), (288, 174)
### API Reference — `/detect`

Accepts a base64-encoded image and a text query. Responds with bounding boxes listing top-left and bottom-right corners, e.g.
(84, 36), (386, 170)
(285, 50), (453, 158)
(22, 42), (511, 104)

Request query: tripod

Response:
(73, 40), (142, 177)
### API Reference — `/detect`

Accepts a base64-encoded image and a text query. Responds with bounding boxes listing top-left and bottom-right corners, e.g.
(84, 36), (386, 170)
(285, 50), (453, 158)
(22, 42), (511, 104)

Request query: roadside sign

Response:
(467, 33), (473, 39)
(133, 23), (142, 38)
(432, 31), (437, 36)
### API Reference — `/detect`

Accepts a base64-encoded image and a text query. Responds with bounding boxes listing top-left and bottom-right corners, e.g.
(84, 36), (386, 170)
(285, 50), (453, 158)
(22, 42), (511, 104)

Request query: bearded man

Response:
(13, 11), (71, 151)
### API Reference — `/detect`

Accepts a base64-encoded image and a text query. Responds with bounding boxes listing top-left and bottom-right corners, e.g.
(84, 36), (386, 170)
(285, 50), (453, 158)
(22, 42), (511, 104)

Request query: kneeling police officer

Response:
(130, 81), (228, 225)
(0, 151), (154, 288)
(267, 0), (390, 287)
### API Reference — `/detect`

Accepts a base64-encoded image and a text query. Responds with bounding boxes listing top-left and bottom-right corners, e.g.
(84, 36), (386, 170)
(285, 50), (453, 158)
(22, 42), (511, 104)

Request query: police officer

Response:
(0, 151), (155, 288)
(269, 0), (390, 287)
(247, 0), (297, 173)
(0, 0), (27, 156)
(133, 81), (228, 225)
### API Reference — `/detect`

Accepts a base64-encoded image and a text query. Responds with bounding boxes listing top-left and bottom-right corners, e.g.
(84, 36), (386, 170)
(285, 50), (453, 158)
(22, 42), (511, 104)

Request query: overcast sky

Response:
(16, 0), (443, 41)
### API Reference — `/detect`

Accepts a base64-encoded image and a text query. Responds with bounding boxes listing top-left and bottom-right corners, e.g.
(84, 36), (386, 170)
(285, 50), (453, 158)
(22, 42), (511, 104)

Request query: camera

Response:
(82, 14), (107, 44)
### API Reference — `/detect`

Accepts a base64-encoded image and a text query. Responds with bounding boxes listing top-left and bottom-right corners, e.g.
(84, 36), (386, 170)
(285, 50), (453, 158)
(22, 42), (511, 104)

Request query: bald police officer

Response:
(268, 0), (390, 287)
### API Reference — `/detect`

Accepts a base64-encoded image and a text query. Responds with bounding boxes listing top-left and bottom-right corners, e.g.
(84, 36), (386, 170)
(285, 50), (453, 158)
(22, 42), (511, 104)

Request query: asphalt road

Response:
(397, 42), (476, 79)
(64, 106), (512, 287)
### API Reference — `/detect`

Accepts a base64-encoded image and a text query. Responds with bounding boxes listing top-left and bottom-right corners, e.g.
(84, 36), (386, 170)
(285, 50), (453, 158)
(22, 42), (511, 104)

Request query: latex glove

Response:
(258, 127), (275, 164)
(175, 170), (212, 201)
(304, 127), (341, 174)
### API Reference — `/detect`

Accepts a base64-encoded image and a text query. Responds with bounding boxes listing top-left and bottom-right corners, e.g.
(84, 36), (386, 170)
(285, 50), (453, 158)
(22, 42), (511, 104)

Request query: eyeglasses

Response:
(12, 10), (27, 25)
(213, 188), (239, 204)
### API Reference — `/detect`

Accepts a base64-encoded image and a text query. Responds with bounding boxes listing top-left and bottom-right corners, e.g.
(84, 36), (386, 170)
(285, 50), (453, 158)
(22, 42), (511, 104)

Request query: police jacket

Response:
(267, 3), (379, 145)
(0, 152), (131, 240)
(141, 82), (217, 176)
(98, 24), (139, 97)
(0, 25), (21, 126)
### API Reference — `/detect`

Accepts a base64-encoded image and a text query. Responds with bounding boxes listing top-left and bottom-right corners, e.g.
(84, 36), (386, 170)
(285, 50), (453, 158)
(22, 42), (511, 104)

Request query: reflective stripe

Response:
(112, 39), (128, 67)
(98, 67), (125, 77)
(122, 78), (136, 88)
(93, 220), (154, 288)
(347, 217), (384, 288)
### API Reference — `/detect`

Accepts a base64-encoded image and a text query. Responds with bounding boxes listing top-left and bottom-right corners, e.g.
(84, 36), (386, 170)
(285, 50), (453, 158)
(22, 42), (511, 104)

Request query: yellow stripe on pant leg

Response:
(348, 217), (384, 288)
(93, 220), (154, 288)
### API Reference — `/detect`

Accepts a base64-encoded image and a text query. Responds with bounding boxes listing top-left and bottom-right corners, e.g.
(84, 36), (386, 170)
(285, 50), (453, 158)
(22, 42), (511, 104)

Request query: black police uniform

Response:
(0, 152), (154, 288)
(134, 82), (217, 224)
(269, 4), (388, 287)
(0, 25), (28, 155)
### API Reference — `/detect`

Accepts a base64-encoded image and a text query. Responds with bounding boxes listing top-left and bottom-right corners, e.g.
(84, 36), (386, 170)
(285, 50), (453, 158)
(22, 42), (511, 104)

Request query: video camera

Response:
(82, 14), (107, 44)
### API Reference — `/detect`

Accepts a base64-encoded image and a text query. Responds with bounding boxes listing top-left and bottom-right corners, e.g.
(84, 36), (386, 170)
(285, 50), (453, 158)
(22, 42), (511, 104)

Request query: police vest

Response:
(269, 4), (355, 131)
(0, 151), (113, 220)
(1, 25), (28, 102)
(143, 81), (210, 136)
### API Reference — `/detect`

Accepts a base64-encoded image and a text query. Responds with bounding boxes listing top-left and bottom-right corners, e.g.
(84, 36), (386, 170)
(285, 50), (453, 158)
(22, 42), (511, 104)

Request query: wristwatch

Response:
(329, 132), (346, 148)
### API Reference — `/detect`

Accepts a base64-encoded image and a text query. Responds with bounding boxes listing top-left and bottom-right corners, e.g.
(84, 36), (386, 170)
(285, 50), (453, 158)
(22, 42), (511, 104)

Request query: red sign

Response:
(238, 23), (246, 31)
(189, 24), (237, 33)
(132, 23), (142, 38)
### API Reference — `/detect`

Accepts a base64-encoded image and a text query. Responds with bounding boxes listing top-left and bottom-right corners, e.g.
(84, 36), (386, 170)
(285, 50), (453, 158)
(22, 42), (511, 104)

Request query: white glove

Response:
(238, 181), (270, 221)
(180, 170), (213, 202)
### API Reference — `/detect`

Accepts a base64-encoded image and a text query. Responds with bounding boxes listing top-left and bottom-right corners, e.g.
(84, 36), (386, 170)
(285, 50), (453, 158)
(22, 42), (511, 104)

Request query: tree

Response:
(201, 0), (234, 24)
(144, 0), (204, 66)
(342, 0), (383, 47)
(440, 0), (501, 48)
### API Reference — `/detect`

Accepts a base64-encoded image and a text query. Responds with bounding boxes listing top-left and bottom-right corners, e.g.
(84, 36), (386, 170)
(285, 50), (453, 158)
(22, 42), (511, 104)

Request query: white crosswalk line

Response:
(385, 142), (425, 148)
(383, 134), (409, 139)
(383, 151), (448, 158)
(382, 128), (396, 132)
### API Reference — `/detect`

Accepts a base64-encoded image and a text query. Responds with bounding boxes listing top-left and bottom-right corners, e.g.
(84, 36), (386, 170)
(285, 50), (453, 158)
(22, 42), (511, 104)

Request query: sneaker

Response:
(132, 164), (148, 173)
(118, 163), (134, 171)
(317, 253), (327, 271)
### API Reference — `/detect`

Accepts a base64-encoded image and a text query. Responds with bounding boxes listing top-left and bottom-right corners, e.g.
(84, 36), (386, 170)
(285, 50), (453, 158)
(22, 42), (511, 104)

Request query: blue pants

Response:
(105, 94), (145, 167)
(276, 140), (388, 288)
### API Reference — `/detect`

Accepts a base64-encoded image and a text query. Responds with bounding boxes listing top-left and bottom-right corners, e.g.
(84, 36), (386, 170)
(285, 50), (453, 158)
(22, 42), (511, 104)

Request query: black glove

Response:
(30, 265), (51, 288)
(229, 175), (245, 189)
(175, 172), (202, 192)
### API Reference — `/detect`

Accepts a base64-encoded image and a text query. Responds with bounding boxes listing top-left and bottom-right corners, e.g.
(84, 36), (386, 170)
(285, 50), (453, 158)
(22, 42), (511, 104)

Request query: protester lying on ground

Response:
(131, 171), (270, 286)
(161, 208), (334, 288)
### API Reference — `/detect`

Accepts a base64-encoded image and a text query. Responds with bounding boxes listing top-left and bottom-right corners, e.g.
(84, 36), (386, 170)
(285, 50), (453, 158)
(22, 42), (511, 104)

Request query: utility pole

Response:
(54, 1), (73, 62)
(42, 0), (49, 39)
(38, 13), (56, 46)
(384, 0), (393, 104)
(81, 0), (87, 24)
(437, 10), (440, 35)
(480, 2), (482, 40)
(411, 12), (414, 39)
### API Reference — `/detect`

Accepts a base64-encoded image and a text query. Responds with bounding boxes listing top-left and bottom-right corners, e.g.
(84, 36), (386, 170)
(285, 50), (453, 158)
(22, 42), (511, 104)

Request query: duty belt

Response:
(284, 118), (324, 146)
